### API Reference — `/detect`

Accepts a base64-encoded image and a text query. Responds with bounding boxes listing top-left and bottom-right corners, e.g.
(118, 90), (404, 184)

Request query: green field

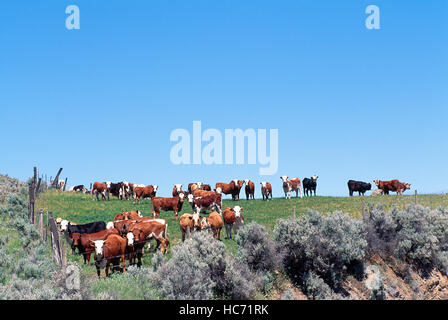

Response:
(36, 191), (448, 276)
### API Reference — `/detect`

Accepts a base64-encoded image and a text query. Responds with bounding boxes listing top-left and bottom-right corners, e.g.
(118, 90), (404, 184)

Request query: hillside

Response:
(0, 174), (25, 204)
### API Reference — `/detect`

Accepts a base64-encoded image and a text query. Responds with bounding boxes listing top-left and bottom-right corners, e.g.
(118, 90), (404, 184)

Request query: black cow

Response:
(60, 220), (106, 235)
(73, 185), (86, 192)
(303, 175), (318, 196)
(109, 182), (124, 199)
(347, 180), (372, 196)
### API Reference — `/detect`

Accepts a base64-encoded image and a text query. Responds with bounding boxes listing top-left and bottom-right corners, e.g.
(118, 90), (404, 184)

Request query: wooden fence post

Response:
(51, 168), (63, 189)
(39, 209), (44, 240)
(63, 177), (68, 191)
(48, 211), (62, 266)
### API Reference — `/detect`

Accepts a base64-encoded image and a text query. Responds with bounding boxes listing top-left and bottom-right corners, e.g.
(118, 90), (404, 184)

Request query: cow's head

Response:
(106, 221), (114, 229)
(200, 217), (210, 230)
(192, 212), (202, 230)
(404, 183), (411, 190)
(312, 175), (318, 181)
(244, 179), (250, 185)
(60, 219), (70, 231)
(374, 180), (380, 187)
(71, 233), (81, 247)
(233, 205), (243, 218)
(153, 185), (158, 193)
(175, 184), (182, 193)
(178, 192), (185, 202)
(367, 183), (372, 190)
(237, 180), (244, 188)
(261, 181), (267, 188)
(280, 176), (289, 183)
(126, 232), (134, 246)
(187, 193), (194, 204)
(215, 187), (222, 194)
(105, 181), (112, 189)
(90, 240), (106, 257)
(233, 206), (245, 227)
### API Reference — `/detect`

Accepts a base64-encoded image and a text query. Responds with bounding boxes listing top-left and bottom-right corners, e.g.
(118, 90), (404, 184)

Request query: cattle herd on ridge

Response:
(55, 176), (411, 277)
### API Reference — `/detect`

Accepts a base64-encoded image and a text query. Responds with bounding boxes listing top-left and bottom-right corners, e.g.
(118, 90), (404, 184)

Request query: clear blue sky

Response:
(0, 1), (447, 198)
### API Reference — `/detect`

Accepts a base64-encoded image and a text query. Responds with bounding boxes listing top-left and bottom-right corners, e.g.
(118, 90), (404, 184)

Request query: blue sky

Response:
(0, 1), (447, 198)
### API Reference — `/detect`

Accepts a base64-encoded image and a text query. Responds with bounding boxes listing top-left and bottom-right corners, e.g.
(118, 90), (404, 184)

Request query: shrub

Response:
(152, 232), (257, 300)
(273, 210), (367, 290)
(235, 222), (282, 273)
(366, 265), (386, 300)
(303, 271), (343, 300)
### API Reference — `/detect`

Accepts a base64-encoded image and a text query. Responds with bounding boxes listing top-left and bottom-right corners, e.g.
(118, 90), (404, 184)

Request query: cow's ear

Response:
(89, 240), (95, 247)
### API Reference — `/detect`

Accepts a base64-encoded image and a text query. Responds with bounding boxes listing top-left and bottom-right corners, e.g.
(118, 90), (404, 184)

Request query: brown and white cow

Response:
(128, 219), (169, 266)
(201, 211), (224, 240)
(179, 213), (202, 242)
(244, 179), (255, 200)
(133, 185), (158, 204)
(222, 206), (245, 240)
(280, 176), (302, 199)
(215, 181), (237, 199)
(260, 181), (273, 201)
(374, 180), (411, 195)
(72, 228), (120, 265)
(189, 192), (222, 214)
(91, 182), (110, 201)
(90, 233), (127, 277)
(151, 193), (185, 219)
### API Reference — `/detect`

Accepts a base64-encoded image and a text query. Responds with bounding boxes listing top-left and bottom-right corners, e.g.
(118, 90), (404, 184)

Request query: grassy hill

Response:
(35, 191), (448, 274)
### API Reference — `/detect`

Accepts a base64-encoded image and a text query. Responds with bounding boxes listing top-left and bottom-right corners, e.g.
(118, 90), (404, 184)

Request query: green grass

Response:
(35, 191), (448, 277)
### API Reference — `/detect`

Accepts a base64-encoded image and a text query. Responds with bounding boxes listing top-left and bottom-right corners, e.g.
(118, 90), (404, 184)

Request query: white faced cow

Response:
(280, 176), (303, 199)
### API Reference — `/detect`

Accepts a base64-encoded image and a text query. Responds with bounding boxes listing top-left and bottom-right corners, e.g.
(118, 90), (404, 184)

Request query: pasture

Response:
(35, 190), (448, 278)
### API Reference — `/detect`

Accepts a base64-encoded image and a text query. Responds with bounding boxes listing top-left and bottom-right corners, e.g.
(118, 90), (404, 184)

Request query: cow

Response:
(374, 180), (411, 195)
(215, 181), (237, 200)
(190, 192), (222, 214)
(201, 211), (224, 240)
(172, 184), (183, 197)
(133, 185), (158, 204)
(121, 182), (134, 200)
(188, 183), (198, 194)
(60, 220), (106, 236)
(92, 182), (109, 201)
(244, 179), (255, 200)
(396, 182), (411, 195)
(90, 233), (127, 277)
(201, 184), (212, 191)
(71, 228), (119, 265)
(347, 180), (372, 196)
(179, 213), (202, 242)
(233, 179), (245, 200)
(303, 175), (318, 197)
(58, 180), (65, 191)
(280, 176), (302, 199)
(260, 181), (273, 201)
(151, 193), (185, 219)
(109, 182), (125, 199)
(128, 219), (169, 266)
(69, 185), (86, 193)
(222, 206), (245, 240)
(371, 189), (384, 196)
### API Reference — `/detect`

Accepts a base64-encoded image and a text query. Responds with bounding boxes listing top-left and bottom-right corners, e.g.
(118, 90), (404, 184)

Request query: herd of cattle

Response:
(56, 176), (411, 277)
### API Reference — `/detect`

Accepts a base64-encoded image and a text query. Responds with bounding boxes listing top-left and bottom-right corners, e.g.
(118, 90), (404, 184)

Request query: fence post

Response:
(39, 209), (44, 240)
(48, 211), (62, 266)
(63, 177), (68, 191)
(292, 206), (296, 219)
(415, 190), (418, 204)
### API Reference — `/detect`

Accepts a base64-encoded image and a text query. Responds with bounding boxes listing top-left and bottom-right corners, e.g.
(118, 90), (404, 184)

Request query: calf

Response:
(69, 185), (86, 193)
(222, 206), (245, 240)
(151, 193), (185, 219)
(201, 211), (224, 240)
(72, 228), (119, 265)
(179, 213), (202, 242)
(244, 179), (255, 200)
(280, 176), (302, 199)
(395, 182), (411, 195)
(60, 220), (106, 236)
(347, 180), (372, 196)
(121, 182), (134, 200)
(109, 182), (125, 199)
(303, 175), (318, 197)
(92, 182), (109, 201)
(133, 185), (158, 204)
(90, 234), (127, 277)
(371, 189), (384, 196)
(191, 192), (222, 214)
(260, 181), (272, 201)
